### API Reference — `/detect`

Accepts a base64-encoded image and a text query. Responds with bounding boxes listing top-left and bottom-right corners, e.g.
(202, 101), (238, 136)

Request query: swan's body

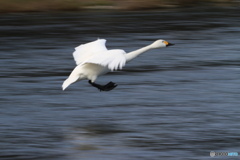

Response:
(62, 39), (174, 91)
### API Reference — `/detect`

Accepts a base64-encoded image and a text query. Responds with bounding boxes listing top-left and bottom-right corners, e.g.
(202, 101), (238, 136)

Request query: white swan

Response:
(62, 39), (174, 91)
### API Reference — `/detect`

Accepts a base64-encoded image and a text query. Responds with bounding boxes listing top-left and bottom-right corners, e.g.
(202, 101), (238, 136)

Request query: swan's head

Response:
(150, 39), (174, 49)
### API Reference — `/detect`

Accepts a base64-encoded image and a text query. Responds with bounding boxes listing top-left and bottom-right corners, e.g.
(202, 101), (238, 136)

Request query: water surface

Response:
(0, 8), (240, 160)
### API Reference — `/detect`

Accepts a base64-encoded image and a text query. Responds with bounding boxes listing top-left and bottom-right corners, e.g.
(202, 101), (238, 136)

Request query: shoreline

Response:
(0, 0), (239, 13)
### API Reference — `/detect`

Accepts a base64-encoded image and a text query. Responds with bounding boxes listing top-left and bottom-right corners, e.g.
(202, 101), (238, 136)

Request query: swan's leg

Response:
(88, 80), (117, 91)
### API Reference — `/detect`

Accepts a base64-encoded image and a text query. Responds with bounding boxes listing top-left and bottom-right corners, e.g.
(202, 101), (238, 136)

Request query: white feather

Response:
(84, 49), (126, 71)
(73, 39), (126, 70)
(73, 39), (107, 65)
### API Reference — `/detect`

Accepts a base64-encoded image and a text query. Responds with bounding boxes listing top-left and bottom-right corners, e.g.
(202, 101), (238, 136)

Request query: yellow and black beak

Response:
(164, 41), (175, 47)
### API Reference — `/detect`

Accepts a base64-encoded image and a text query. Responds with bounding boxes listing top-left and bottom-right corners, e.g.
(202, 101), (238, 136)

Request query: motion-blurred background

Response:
(0, 0), (239, 160)
(0, 0), (239, 12)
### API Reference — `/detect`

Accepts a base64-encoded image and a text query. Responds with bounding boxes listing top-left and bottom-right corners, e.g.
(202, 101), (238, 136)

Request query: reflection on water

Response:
(0, 8), (240, 160)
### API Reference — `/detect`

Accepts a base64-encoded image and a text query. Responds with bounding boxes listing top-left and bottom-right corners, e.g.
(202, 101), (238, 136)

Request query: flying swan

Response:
(62, 39), (174, 91)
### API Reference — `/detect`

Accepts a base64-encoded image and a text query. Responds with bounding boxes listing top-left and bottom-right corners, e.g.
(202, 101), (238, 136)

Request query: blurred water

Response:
(0, 8), (240, 160)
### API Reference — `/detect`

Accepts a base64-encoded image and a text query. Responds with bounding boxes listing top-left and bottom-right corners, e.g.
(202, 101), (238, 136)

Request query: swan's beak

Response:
(164, 41), (175, 47)
(167, 43), (174, 47)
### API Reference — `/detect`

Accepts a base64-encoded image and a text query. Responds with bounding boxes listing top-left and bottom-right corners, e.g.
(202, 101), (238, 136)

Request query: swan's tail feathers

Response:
(62, 80), (70, 91)
(62, 76), (79, 91)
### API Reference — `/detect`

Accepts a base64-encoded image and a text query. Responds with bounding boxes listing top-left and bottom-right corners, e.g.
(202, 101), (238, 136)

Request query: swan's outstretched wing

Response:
(73, 39), (108, 65)
(73, 39), (126, 71)
(84, 49), (126, 71)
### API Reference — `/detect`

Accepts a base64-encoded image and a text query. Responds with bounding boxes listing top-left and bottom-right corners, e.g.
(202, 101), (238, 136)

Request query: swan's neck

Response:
(125, 45), (153, 62)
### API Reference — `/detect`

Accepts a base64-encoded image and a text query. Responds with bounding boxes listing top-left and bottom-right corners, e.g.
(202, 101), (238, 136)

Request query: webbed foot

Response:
(88, 80), (117, 91)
